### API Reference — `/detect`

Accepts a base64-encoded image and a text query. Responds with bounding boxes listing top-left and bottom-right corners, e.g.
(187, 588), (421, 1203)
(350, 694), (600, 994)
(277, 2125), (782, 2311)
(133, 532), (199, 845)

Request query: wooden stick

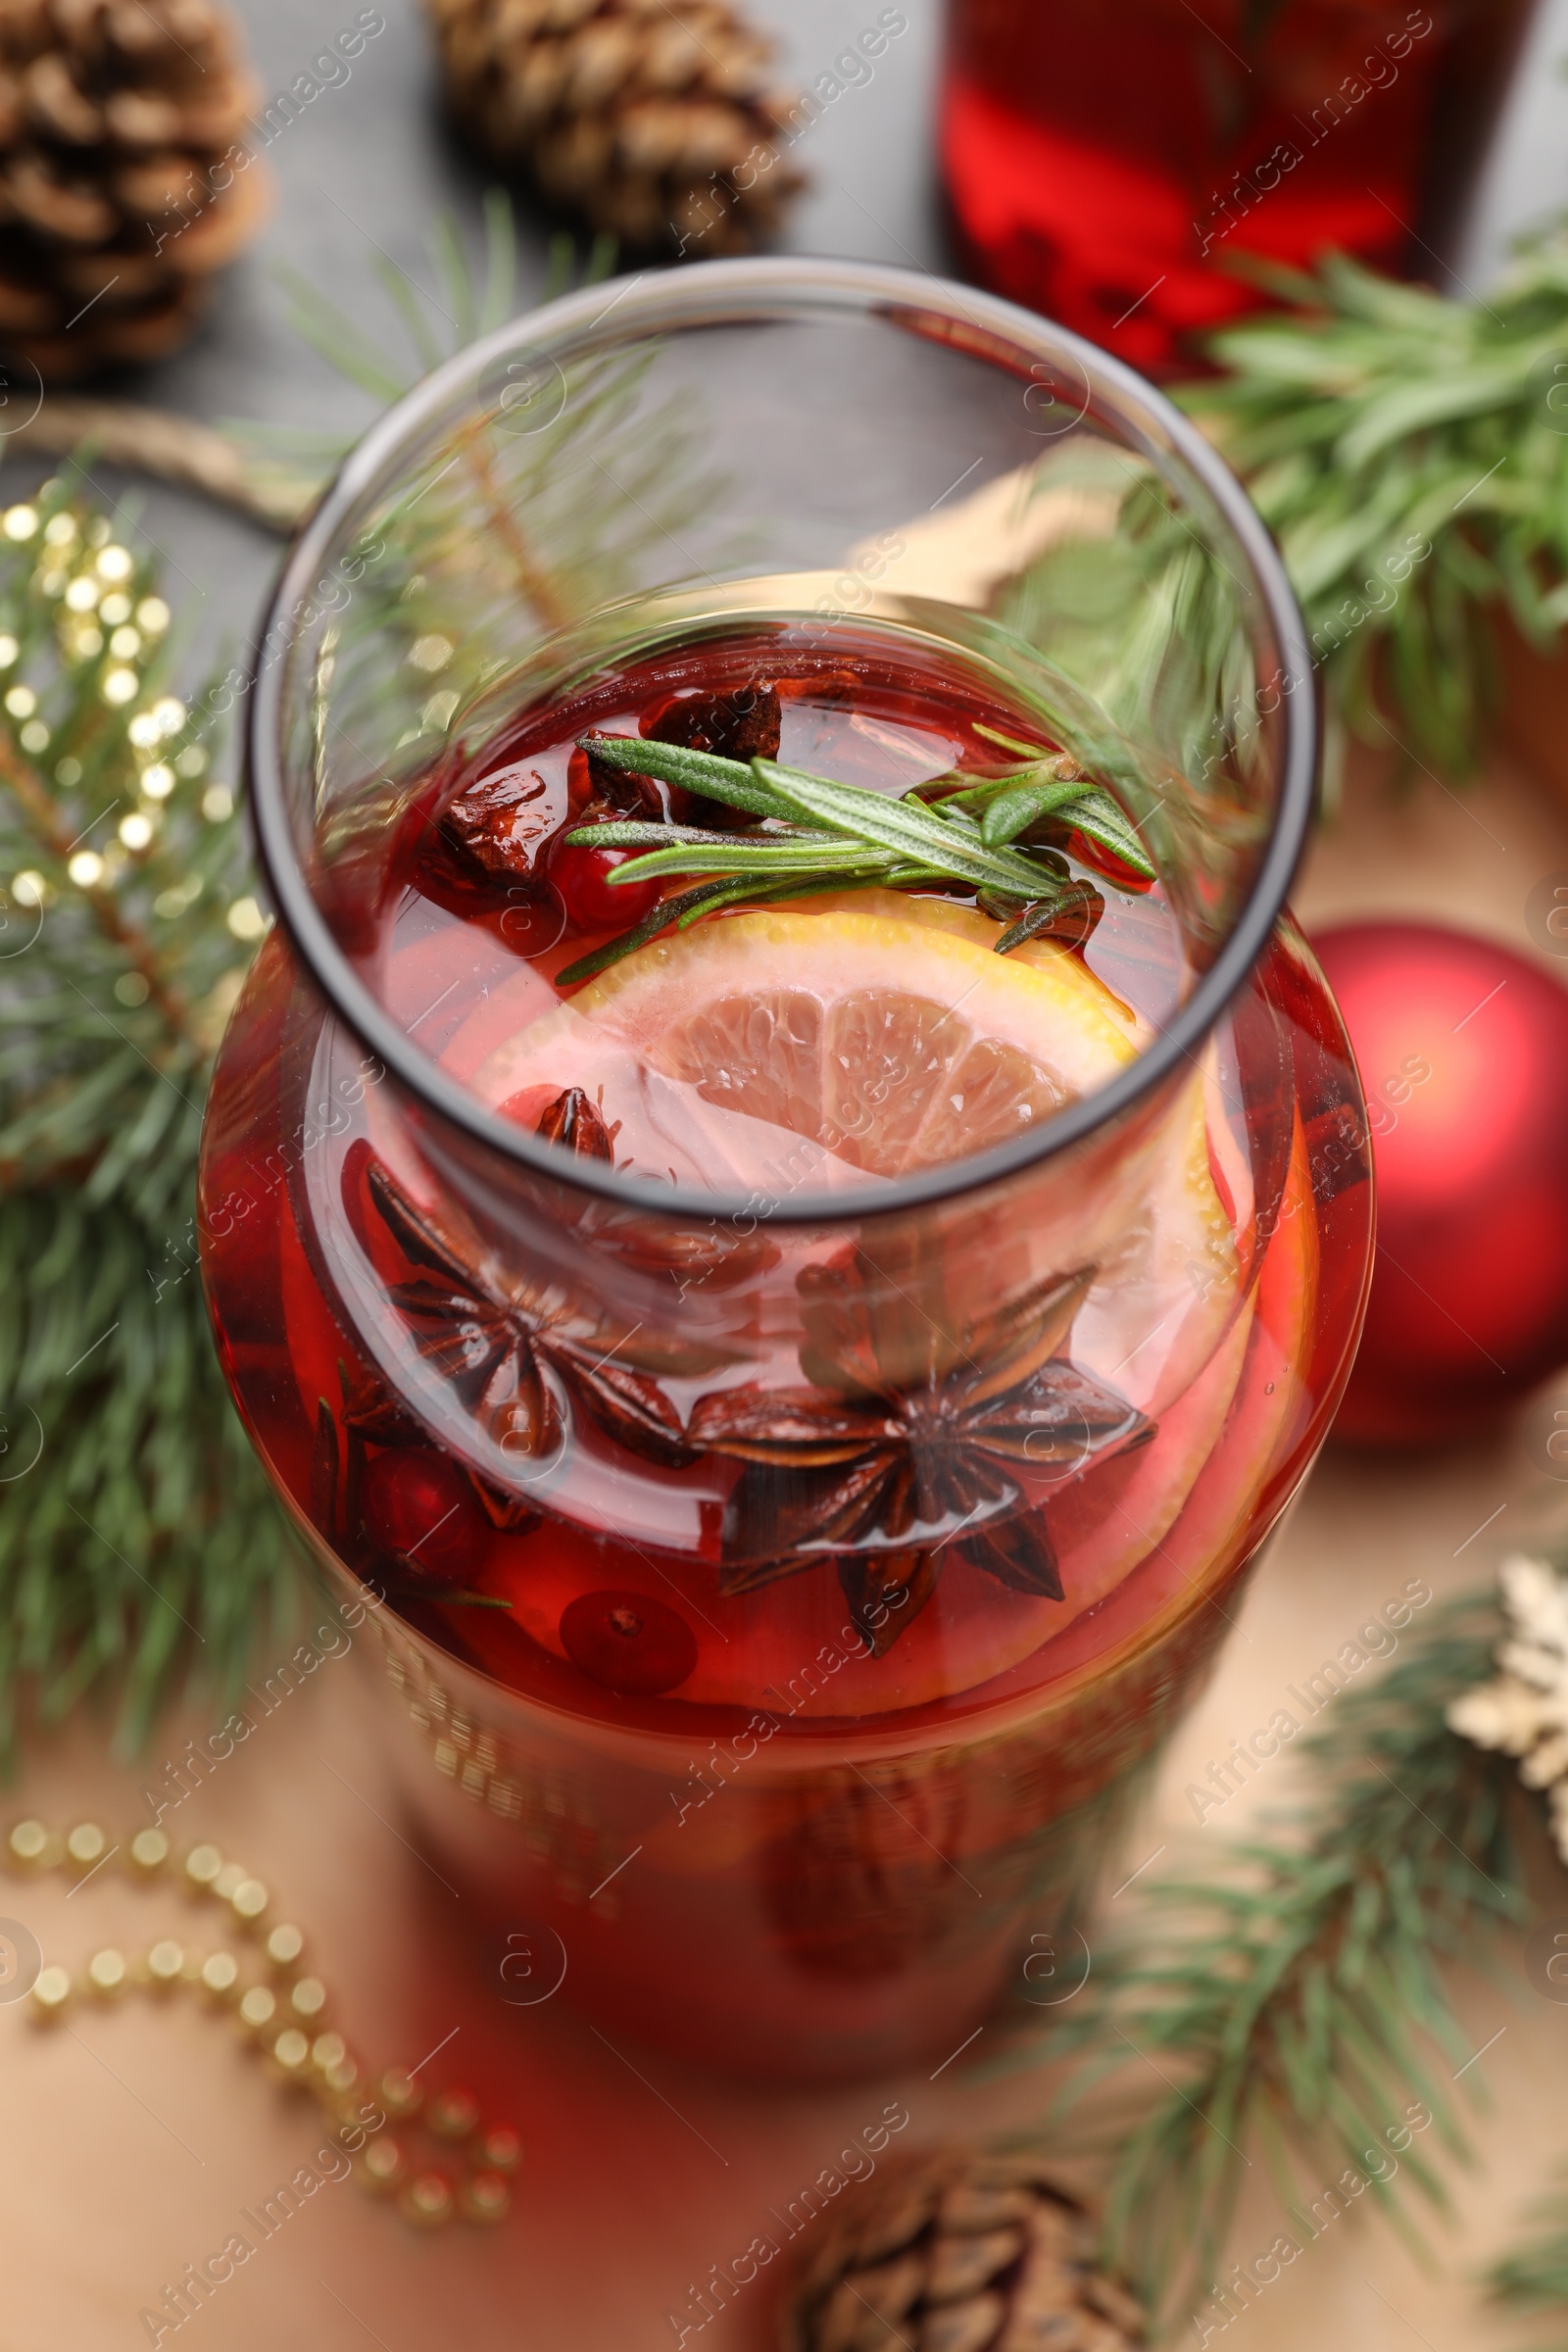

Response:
(5, 397), (312, 534)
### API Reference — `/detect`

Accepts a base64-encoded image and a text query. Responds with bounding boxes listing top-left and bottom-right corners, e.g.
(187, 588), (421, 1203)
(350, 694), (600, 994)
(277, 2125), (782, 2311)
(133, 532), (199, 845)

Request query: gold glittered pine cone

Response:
(0, 0), (270, 382)
(426, 0), (806, 257)
(785, 2148), (1146, 2352)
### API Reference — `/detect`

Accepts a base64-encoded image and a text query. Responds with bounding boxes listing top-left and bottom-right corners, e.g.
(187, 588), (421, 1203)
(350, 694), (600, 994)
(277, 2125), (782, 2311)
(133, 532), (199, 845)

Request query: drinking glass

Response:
(199, 259), (1372, 2080)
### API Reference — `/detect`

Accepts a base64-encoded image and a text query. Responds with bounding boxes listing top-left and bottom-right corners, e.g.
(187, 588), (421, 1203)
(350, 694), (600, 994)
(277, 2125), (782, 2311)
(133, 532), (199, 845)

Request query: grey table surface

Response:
(0, 0), (951, 712)
(3, 0), (1564, 708)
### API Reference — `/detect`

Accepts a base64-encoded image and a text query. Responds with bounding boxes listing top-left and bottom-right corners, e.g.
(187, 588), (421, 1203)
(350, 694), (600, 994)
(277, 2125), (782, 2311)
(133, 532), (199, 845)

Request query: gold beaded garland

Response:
(31, 1963), (71, 2013)
(479, 2124), (522, 2173)
(10, 1820), (49, 1867)
(363, 2135), (407, 2192)
(183, 1842), (222, 1890)
(3, 1818), (517, 2231)
(200, 1951), (239, 1997)
(87, 1946), (127, 1994)
(428, 2086), (480, 2140)
(403, 2171), (455, 2228)
(272, 2027), (312, 2074)
(379, 2066), (422, 2120)
(463, 2171), (512, 2225)
(237, 1984), (276, 2033)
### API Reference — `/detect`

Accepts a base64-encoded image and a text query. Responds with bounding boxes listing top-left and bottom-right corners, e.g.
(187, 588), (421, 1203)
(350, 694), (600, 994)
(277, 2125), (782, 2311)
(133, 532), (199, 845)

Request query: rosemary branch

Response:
(1183, 230), (1568, 775)
(933, 723), (1154, 874)
(560, 727), (1153, 980)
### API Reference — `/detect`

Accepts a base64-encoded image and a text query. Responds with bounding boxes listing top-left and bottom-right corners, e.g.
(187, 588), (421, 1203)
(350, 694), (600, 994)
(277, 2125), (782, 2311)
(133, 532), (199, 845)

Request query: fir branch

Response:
(0, 475), (304, 1755)
(1185, 228), (1568, 775)
(457, 409), (572, 634)
(0, 728), (203, 1056)
(2, 399), (304, 533)
(0, 213), (734, 1748)
(1034, 1594), (1528, 2327)
(992, 438), (1257, 838)
(1488, 2175), (1568, 2344)
(24, 211), (1568, 801)
(252, 208), (725, 781)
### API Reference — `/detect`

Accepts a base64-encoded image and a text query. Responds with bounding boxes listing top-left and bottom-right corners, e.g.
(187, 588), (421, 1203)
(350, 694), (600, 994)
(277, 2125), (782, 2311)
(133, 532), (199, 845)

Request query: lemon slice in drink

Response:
(473, 902), (1140, 1186)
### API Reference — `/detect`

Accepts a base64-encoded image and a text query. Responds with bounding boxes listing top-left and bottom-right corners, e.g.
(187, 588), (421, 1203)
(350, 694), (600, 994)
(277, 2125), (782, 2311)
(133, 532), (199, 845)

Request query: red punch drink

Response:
(202, 263), (1369, 2078)
(941, 0), (1525, 370)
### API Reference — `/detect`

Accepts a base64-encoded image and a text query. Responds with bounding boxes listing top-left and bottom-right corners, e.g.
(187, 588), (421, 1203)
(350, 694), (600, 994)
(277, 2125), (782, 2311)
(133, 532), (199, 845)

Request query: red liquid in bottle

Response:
(941, 0), (1516, 371)
(201, 624), (1370, 2077)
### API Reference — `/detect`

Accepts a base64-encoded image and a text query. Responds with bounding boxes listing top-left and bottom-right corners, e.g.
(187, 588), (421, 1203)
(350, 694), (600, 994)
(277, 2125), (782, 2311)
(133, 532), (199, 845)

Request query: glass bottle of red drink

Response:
(941, 0), (1532, 371)
(200, 261), (1371, 2082)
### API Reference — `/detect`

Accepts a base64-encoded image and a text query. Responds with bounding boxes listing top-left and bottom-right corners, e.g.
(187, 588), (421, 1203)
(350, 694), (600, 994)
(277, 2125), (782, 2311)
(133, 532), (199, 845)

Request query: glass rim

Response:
(245, 255), (1317, 1228)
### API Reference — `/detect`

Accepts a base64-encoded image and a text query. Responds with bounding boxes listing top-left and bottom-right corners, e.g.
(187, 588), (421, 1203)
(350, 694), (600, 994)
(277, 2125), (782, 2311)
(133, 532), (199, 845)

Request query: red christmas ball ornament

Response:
(361, 1446), (489, 1583)
(1311, 920), (1568, 1446)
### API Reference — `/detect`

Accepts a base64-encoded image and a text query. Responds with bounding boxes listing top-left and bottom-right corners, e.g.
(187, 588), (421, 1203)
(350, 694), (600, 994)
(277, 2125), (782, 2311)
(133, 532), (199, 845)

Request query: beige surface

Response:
(4, 747), (1568, 2352)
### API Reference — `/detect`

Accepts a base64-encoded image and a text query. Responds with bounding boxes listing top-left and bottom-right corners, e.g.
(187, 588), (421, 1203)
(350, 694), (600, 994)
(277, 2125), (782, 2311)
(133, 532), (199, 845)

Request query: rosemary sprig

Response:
(566, 823), (890, 879)
(1184, 229), (1568, 775)
(572, 732), (785, 817)
(932, 722), (1157, 875)
(751, 756), (1062, 896)
(561, 729), (1152, 979)
(992, 886), (1103, 955)
(555, 872), (853, 986)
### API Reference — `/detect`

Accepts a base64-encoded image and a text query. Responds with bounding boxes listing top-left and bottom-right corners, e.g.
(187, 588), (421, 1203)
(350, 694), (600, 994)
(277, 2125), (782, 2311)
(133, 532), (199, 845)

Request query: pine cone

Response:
(426, 0), (805, 257)
(0, 0), (269, 382)
(785, 2149), (1145, 2352)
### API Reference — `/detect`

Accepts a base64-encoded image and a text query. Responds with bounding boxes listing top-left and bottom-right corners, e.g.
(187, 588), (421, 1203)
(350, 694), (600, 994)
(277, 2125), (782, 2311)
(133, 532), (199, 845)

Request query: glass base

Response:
(324, 1514), (1258, 2082)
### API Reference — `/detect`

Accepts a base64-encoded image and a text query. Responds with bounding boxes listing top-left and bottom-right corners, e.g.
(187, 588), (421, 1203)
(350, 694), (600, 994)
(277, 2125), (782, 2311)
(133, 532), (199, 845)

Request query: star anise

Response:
(363, 1156), (710, 1468)
(687, 1255), (1154, 1654)
(523, 1087), (779, 1290)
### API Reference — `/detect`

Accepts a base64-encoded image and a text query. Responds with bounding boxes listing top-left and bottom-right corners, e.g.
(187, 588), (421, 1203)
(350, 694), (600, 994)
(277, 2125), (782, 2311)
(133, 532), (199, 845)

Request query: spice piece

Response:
(646, 678), (781, 826)
(689, 1258), (1154, 1647)
(439, 766), (560, 883)
(534, 1088), (616, 1162)
(646, 680), (782, 764)
(364, 1155), (710, 1467)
